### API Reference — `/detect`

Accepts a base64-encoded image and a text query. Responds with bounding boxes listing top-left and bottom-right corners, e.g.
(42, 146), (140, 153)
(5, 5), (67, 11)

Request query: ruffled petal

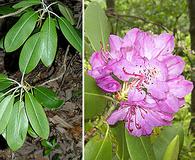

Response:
(128, 87), (146, 102)
(163, 56), (185, 79)
(96, 75), (121, 92)
(154, 33), (174, 58)
(147, 80), (169, 99)
(168, 76), (194, 98)
(107, 107), (129, 125)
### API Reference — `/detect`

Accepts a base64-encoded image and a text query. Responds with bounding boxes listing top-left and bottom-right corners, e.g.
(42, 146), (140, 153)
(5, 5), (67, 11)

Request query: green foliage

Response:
(85, 1), (110, 51)
(41, 137), (60, 156)
(40, 17), (57, 67)
(85, 126), (112, 160)
(7, 101), (28, 151)
(4, 11), (38, 52)
(25, 92), (50, 139)
(34, 86), (64, 109)
(163, 135), (180, 160)
(0, 0), (81, 151)
(19, 32), (42, 73)
(84, 73), (107, 119)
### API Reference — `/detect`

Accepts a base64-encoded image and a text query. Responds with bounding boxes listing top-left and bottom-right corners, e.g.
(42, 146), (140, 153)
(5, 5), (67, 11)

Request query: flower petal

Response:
(107, 107), (129, 125)
(168, 76), (194, 98)
(163, 56), (185, 79)
(96, 75), (121, 92)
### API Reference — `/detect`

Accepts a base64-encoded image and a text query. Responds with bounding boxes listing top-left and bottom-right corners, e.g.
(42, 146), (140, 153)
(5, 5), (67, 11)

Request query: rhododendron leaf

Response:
(34, 86), (64, 109)
(13, 0), (41, 9)
(85, 135), (112, 160)
(58, 2), (75, 25)
(84, 73), (107, 119)
(153, 123), (184, 160)
(0, 95), (14, 134)
(40, 17), (57, 67)
(111, 123), (129, 160)
(27, 125), (38, 138)
(0, 5), (17, 15)
(0, 74), (13, 91)
(19, 32), (42, 74)
(163, 135), (179, 160)
(4, 11), (38, 52)
(85, 1), (110, 51)
(7, 101), (28, 151)
(25, 92), (49, 139)
(58, 17), (82, 53)
(125, 130), (156, 160)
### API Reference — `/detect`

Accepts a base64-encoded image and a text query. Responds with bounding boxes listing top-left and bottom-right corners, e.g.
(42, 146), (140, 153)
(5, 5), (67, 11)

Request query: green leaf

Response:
(25, 92), (49, 139)
(85, 135), (112, 160)
(0, 5), (17, 15)
(19, 32), (42, 74)
(13, 0), (41, 9)
(58, 2), (75, 25)
(4, 11), (38, 52)
(111, 123), (129, 160)
(85, 1), (110, 51)
(0, 95), (14, 134)
(153, 123), (184, 160)
(84, 73), (107, 119)
(0, 93), (4, 102)
(34, 86), (64, 109)
(163, 135), (179, 160)
(27, 125), (38, 138)
(125, 130), (156, 160)
(40, 17), (57, 67)
(7, 101), (28, 151)
(58, 17), (82, 53)
(0, 74), (13, 91)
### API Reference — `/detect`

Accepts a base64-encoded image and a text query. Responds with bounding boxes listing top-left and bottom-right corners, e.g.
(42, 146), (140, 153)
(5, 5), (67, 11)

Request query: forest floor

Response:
(0, 0), (82, 159)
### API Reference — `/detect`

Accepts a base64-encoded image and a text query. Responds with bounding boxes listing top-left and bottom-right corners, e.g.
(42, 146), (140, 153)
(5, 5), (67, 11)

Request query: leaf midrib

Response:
(27, 93), (43, 136)
(60, 18), (81, 49)
(8, 12), (37, 49)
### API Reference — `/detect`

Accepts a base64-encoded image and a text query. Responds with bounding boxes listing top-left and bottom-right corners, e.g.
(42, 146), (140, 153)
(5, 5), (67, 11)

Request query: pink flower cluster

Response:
(88, 28), (193, 137)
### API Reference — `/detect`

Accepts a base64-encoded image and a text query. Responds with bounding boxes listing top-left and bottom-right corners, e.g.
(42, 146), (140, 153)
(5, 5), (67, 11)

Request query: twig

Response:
(0, 6), (29, 19)
(107, 11), (170, 32)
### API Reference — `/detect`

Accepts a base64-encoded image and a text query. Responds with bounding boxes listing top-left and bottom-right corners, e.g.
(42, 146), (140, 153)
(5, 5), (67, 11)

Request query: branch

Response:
(107, 11), (170, 32)
(0, 6), (29, 19)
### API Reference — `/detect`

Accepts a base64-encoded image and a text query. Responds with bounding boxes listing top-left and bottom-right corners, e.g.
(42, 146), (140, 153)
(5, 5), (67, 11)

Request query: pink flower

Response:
(107, 101), (173, 136)
(88, 28), (193, 136)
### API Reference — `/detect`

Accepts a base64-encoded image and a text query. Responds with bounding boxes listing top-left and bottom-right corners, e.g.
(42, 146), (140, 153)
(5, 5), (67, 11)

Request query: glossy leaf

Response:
(85, 1), (110, 51)
(58, 2), (75, 25)
(84, 73), (107, 119)
(34, 86), (64, 109)
(153, 123), (184, 160)
(40, 17), (57, 67)
(111, 123), (129, 160)
(7, 101), (28, 151)
(0, 74), (13, 91)
(0, 93), (4, 102)
(19, 32), (42, 74)
(0, 5), (16, 15)
(85, 135), (112, 160)
(125, 130), (156, 160)
(58, 17), (82, 53)
(0, 95), (14, 134)
(28, 125), (38, 138)
(13, 0), (41, 9)
(4, 11), (38, 52)
(163, 135), (179, 160)
(25, 92), (49, 139)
